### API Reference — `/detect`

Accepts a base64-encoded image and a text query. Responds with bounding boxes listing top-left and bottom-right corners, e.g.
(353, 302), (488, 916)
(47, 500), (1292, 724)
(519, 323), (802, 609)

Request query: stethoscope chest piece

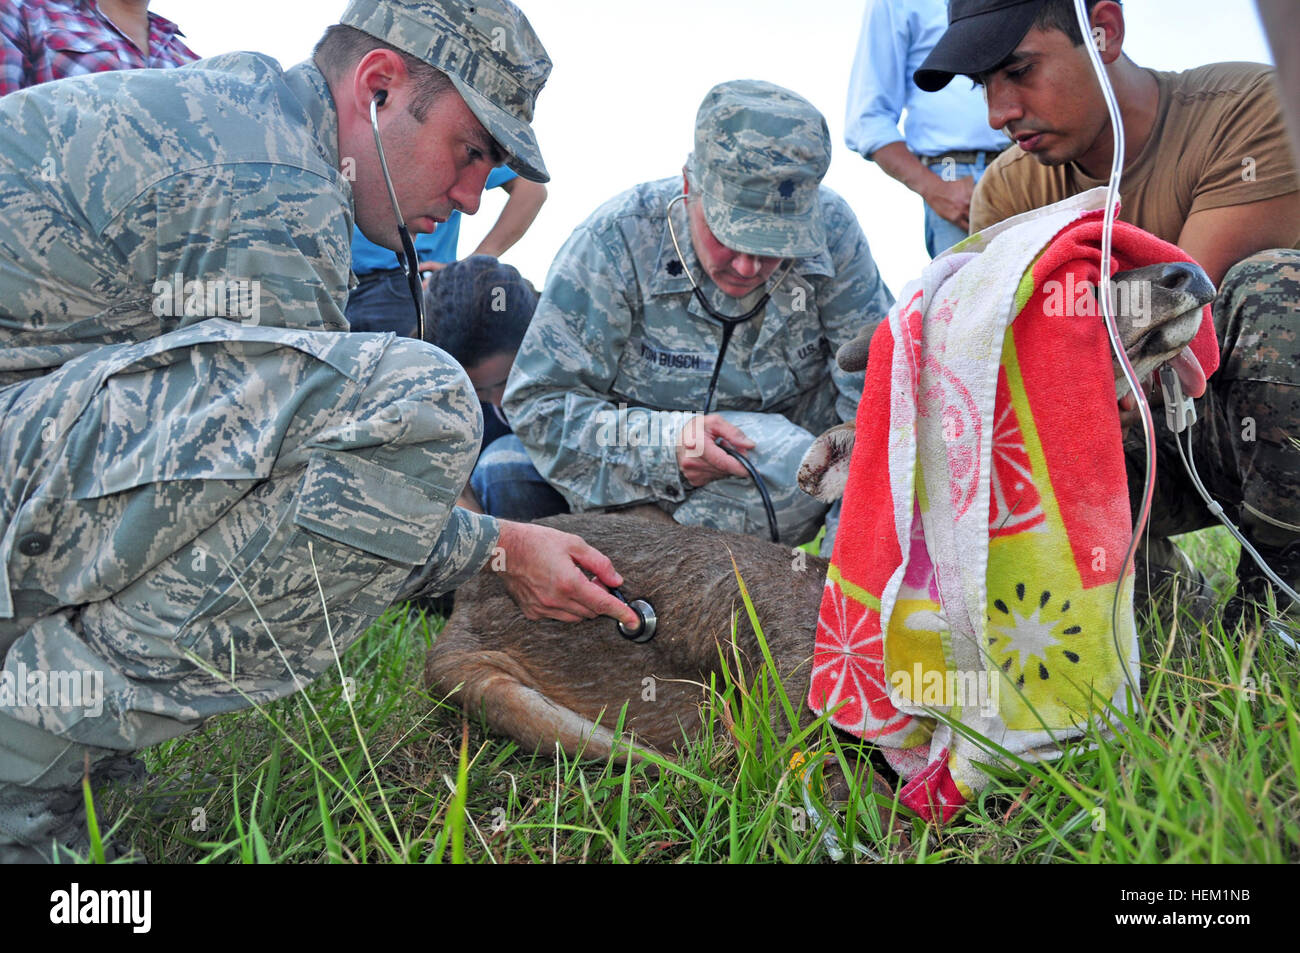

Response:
(611, 587), (658, 643)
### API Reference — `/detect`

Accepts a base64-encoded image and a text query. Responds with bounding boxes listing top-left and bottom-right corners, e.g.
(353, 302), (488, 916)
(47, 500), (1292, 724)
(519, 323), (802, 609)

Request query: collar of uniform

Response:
(652, 205), (768, 326)
(649, 191), (702, 297)
(284, 61), (345, 189)
(648, 186), (835, 301)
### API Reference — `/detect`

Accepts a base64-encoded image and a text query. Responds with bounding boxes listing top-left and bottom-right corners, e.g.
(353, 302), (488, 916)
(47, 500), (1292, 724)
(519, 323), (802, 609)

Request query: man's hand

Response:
(676, 414), (755, 487)
(493, 520), (639, 626)
(418, 259), (447, 291)
(869, 142), (976, 233)
(1118, 374), (1162, 435)
(469, 178), (547, 260)
(920, 176), (976, 232)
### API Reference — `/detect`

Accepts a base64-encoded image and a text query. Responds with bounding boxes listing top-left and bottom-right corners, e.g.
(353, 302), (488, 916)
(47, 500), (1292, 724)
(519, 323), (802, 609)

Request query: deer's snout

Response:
(1149, 261), (1215, 302)
(1108, 260), (1216, 396)
(1108, 262), (1216, 334)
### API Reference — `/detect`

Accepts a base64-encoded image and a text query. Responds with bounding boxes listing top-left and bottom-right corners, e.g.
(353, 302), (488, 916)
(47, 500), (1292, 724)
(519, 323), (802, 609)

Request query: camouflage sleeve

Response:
(395, 506), (501, 600)
(106, 162), (353, 332)
(503, 221), (691, 509)
(817, 192), (893, 423)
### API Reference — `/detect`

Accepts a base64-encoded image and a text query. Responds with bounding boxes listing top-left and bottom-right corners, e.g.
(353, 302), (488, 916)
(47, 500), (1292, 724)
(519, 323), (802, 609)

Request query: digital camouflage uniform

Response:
(1126, 248), (1300, 626)
(503, 83), (894, 547)
(0, 0), (552, 861)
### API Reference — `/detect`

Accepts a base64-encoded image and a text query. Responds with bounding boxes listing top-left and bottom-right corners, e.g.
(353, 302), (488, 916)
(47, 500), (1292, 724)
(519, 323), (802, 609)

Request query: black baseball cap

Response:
(914, 0), (1046, 92)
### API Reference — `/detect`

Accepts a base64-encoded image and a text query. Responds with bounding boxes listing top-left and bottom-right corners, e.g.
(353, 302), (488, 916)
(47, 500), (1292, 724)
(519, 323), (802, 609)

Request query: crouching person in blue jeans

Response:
(420, 256), (571, 521)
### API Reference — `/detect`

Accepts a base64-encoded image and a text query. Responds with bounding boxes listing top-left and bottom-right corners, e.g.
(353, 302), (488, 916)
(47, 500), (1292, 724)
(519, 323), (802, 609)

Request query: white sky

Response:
(165, 0), (1274, 297)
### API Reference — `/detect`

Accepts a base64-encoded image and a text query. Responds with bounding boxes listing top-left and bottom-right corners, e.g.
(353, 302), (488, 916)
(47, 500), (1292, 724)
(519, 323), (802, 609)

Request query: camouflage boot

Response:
(1225, 538), (1300, 643)
(0, 755), (146, 864)
(0, 785), (117, 864)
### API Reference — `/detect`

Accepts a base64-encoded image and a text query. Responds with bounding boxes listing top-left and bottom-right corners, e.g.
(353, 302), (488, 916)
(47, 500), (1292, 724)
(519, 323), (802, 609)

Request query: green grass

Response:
(92, 525), (1296, 864)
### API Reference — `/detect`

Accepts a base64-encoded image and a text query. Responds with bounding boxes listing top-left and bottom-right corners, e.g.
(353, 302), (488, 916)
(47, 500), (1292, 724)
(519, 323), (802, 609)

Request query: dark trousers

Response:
(345, 268), (419, 336)
(1126, 249), (1300, 600)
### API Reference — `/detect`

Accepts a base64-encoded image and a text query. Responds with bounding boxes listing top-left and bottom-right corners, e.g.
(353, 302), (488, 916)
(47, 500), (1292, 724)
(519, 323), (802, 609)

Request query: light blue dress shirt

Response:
(845, 0), (1010, 159)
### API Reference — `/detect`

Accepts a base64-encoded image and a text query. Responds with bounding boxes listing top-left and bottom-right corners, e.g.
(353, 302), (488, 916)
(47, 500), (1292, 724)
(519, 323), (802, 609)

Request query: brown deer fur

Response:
(425, 514), (825, 759)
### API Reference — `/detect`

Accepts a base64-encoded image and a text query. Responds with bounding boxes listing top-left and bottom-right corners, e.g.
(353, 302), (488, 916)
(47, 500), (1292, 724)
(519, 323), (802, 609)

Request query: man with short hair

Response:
(498, 80), (893, 548)
(422, 254), (541, 514)
(0, 0), (198, 94)
(0, 0), (635, 863)
(915, 0), (1300, 630)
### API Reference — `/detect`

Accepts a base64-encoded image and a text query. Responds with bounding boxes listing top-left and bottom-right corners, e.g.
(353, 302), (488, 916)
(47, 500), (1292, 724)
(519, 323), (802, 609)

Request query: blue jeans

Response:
(921, 154), (997, 258)
(345, 268), (419, 335)
(469, 434), (570, 521)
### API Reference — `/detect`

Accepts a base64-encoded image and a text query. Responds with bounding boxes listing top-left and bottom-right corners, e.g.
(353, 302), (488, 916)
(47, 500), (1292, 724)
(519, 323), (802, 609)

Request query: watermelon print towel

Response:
(808, 189), (1219, 823)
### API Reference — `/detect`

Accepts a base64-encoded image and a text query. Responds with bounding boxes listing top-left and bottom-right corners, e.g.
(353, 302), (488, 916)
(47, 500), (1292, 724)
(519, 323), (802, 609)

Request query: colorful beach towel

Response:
(808, 189), (1219, 822)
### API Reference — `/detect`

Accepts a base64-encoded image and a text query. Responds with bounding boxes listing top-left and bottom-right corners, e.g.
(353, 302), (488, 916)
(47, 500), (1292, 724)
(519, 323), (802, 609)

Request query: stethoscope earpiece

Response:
(368, 91), (427, 342)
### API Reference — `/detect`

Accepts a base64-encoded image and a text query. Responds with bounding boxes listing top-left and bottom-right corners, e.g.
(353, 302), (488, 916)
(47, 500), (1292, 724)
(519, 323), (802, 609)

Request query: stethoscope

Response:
(370, 88), (666, 642)
(370, 90), (428, 342)
(601, 195), (798, 644)
(665, 193), (795, 416)
(664, 192), (786, 544)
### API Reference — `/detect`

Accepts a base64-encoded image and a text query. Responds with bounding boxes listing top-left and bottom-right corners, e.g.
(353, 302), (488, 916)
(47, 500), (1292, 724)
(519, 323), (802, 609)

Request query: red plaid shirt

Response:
(0, 0), (198, 94)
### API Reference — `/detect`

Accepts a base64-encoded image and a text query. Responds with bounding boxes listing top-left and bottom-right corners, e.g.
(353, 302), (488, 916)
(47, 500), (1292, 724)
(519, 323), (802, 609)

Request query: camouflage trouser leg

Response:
(1126, 249), (1300, 610)
(668, 411), (830, 547)
(0, 327), (481, 793)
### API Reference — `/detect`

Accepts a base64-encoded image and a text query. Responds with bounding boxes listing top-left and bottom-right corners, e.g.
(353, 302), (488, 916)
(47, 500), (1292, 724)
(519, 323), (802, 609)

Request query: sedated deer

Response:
(425, 261), (1216, 762)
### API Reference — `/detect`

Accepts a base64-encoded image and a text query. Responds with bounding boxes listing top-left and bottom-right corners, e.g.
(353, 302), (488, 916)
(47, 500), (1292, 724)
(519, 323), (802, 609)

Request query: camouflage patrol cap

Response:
(340, 0), (552, 182)
(687, 80), (832, 259)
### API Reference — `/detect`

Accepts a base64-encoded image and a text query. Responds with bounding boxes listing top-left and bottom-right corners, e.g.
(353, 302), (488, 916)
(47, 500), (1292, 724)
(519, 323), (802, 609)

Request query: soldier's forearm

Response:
(870, 141), (944, 201)
(469, 181), (547, 259)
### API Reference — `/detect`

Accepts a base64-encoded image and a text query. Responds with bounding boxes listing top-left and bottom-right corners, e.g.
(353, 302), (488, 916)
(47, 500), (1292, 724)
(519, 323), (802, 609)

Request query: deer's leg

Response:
(425, 650), (659, 763)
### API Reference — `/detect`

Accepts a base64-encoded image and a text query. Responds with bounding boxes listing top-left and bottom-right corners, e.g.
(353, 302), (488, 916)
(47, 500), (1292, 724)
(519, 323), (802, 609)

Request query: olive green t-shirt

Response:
(969, 62), (1300, 246)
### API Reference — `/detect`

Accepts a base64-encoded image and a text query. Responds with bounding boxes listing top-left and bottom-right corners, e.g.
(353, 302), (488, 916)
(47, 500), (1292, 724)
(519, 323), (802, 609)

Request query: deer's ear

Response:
(798, 422), (857, 502)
